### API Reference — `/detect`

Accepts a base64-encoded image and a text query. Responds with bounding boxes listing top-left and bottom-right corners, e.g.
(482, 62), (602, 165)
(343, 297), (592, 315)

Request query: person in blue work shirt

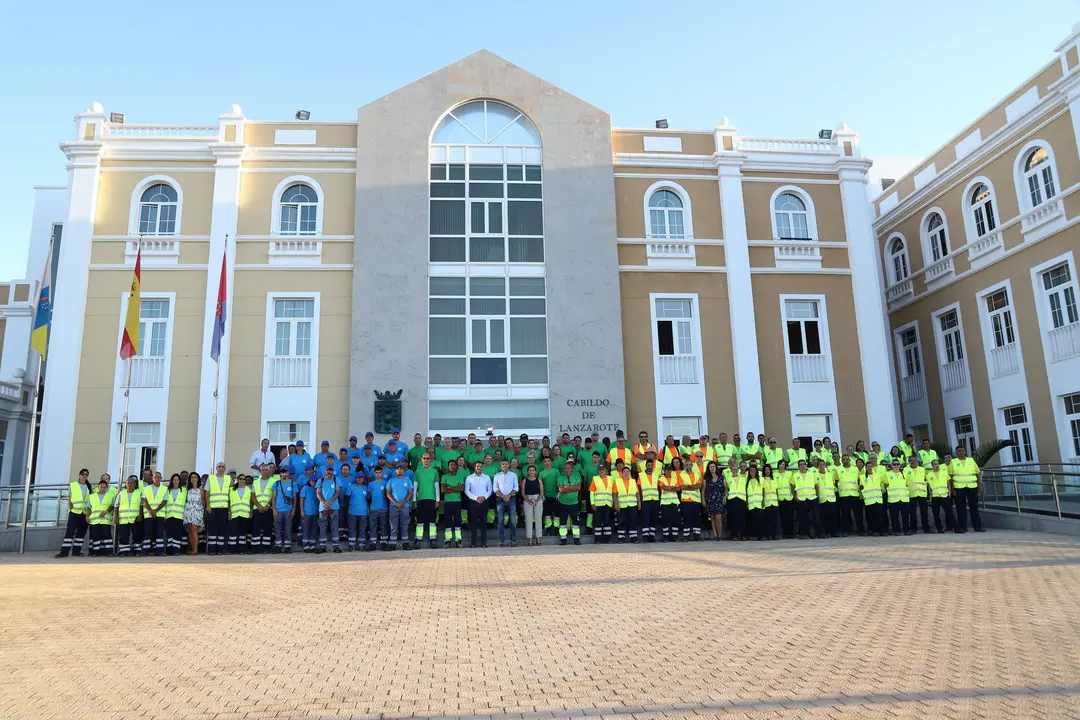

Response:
(314, 441), (336, 474)
(271, 468), (297, 553)
(346, 436), (363, 464)
(360, 431), (382, 458)
(345, 472), (370, 551)
(383, 439), (407, 468)
(367, 467), (391, 551)
(288, 440), (314, 479)
(387, 465), (414, 551)
(316, 466), (342, 553)
(358, 446), (380, 478)
(299, 470), (320, 552)
(383, 428), (405, 454)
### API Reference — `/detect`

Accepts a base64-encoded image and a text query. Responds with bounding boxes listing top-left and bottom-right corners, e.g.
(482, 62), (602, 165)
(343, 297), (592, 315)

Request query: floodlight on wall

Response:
(655, 119), (669, 129)
(818, 129), (833, 140)
(295, 110), (311, 121)
(109, 112), (125, 124)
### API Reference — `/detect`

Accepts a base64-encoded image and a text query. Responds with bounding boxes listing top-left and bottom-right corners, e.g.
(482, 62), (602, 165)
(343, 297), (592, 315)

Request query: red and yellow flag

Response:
(119, 244), (142, 360)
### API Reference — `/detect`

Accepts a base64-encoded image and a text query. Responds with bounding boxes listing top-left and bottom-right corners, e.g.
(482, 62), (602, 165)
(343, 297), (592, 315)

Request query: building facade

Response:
(12, 50), (903, 483)
(875, 24), (1080, 466)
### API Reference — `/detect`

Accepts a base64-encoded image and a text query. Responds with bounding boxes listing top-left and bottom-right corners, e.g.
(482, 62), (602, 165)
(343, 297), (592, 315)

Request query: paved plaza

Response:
(1, 531), (1079, 720)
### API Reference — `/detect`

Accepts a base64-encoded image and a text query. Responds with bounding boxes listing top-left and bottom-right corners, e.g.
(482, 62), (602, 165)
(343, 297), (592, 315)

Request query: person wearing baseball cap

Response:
(360, 432), (382, 458)
(314, 441), (334, 474)
(382, 428), (404, 455)
(290, 440), (314, 479)
(346, 436), (362, 464)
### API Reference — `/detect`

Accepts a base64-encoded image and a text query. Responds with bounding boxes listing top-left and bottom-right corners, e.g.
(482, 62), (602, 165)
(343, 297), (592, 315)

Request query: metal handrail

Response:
(0, 484), (71, 529)
(979, 464), (1080, 519)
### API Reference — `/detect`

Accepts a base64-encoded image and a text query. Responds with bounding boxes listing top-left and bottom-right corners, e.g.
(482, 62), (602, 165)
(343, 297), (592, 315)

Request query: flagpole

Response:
(114, 236), (142, 551)
(208, 234), (229, 473)
(17, 352), (44, 554)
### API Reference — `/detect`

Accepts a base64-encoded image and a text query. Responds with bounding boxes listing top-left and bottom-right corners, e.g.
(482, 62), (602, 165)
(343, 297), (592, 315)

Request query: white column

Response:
(834, 125), (902, 444)
(715, 124), (764, 432)
(37, 103), (105, 483)
(195, 107), (245, 472)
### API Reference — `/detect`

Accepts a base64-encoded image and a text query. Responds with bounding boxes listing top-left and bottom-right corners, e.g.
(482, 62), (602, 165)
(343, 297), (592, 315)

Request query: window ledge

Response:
(1021, 198), (1065, 243)
(126, 238), (178, 265)
(646, 239), (695, 268)
(270, 239), (322, 265)
(1047, 321), (1080, 363)
(886, 278), (914, 309)
(774, 239), (821, 268)
(924, 256), (955, 290)
(967, 230), (1003, 265)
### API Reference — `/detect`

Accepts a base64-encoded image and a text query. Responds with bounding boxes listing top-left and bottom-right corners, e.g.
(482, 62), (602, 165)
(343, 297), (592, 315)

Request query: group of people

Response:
(53, 427), (986, 558)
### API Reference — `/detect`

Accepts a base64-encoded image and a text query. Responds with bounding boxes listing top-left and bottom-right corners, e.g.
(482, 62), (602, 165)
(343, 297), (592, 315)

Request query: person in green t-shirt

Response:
(464, 441), (486, 471)
(412, 454), (441, 549)
(439, 439), (461, 472)
(482, 435), (499, 459)
(407, 433), (427, 472)
(589, 433), (608, 463)
(440, 458), (467, 548)
(538, 457), (560, 535)
(556, 461), (582, 545)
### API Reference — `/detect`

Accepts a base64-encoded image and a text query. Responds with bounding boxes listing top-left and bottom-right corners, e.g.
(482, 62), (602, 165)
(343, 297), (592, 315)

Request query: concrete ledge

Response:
(981, 509), (1080, 536)
(0, 527), (66, 552)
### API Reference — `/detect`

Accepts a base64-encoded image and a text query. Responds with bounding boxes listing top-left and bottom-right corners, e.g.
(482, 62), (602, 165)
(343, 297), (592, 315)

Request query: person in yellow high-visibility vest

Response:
(760, 464), (779, 540)
(792, 460), (819, 539)
(589, 465), (615, 543)
(613, 466), (641, 543)
(713, 433), (738, 469)
(834, 455), (864, 536)
(638, 459), (661, 542)
(885, 459), (911, 536)
(724, 459), (747, 540)
(745, 465), (764, 540)
(660, 436), (681, 466)
(949, 444), (984, 533)
(658, 464), (682, 541)
(904, 455), (930, 534)
(814, 458), (838, 538)
(87, 476), (116, 557)
(860, 458), (886, 536)
(926, 458), (955, 533)
(114, 476), (143, 557)
(774, 459), (796, 538)
(56, 468), (92, 558)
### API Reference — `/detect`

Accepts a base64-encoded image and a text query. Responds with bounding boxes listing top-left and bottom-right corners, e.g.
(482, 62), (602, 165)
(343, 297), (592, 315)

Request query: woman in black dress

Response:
(703, 461), (726, 540)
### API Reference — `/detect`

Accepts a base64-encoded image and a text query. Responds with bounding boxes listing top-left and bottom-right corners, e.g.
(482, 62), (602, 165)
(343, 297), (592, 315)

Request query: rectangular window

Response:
(273, 299), (314, 357)
(119, 421), (160, 479)
(899, 328), (921, 377)
(795, 414), (831, 435)
(267, 422), (310, 444)
(784, 300), (822, 356)
(985, 289), (1016, 348)
(430, 237), (466, 263)
(1065, 393), (1080, 456)
(429, 398), (549, 433)
(138, 299), (170, 358)
(468, 237), (505, 262)
(1042, 263), (1079, 328)
(655, 300), (693, 357)
(662, 416), (701, 439)
(938, 310), (964, 363)
(430, 200), (466, 235)
(1002, 404), (1035, 464)
(507, 201), (543, 235)
(952, 415), (977, 455)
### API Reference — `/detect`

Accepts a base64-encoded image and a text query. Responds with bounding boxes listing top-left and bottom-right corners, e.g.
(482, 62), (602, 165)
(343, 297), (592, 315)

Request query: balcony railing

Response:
(127, 237), (178, 261)
(1021, 198), (1064, 233)
(737, 137), (837, 154)
(925, 256), (954, 285)
(789, 353), (829, 383)
(646, 241), (693, 258)
(774, 241), (821, 264)
(1048, 322), (1080, 363)
(980, 463), (1080, 519)
(988, 343), (1020, 379)
(128, 356), (166, 388)
(967, 230), (1002, 262)
(0, 381), (19, 402)
(941, 359), (967, 392)
(886, 279), (914, 305)
(901, 373), (924, 402)
(270, 239), (322, 262)
(103, 124), (218, 138)
(657, 355), (697, 384)
(268, 356), (312, 387)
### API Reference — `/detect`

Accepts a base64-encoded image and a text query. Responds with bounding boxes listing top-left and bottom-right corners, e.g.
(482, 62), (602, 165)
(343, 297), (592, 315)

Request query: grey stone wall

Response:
(351, 51), (626, 438)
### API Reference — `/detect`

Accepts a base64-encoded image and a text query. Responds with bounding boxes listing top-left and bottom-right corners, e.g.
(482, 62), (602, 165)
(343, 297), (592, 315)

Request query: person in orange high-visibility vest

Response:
(632, 431), (654, 463)
(672, 457), (701, 541)
(658, 463), (682, 541)
(660, 436), (681, 466)
(607, 436), (633, 470)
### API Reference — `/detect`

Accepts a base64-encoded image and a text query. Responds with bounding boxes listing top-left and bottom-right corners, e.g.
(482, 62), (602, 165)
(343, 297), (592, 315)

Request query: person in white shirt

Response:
(250, 438), (275, 472)
(493, 460), (519, 547)
(464, 462), (492, 549)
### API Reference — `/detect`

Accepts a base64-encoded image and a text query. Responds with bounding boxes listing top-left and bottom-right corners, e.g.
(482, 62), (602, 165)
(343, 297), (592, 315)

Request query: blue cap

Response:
(391, 428), (400, 433)
(339, 447), (348, 453)
(321, 440), (329, 446)
(366, 431), (374, 437)
(296, 440), (305, 447)
(349, 435), (357, 441)
(228, 468), (237, 474)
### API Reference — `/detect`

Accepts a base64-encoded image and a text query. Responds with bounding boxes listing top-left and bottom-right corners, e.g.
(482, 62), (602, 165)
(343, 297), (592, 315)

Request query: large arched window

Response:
(432, 99), (540, 146)
(924, 211), (949, 262)
(888, 235), (910, 284)
(138, 183), (178, 235)
(1020, 145), (1057, 209)
(969, 182), (997, 238)
(278, 182), (319, 235)
(648, 189), (686, 239)
(772, 192), (811, 240)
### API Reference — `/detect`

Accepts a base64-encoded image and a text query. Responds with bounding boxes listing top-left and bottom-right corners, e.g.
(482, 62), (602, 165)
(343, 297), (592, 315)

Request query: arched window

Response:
(279, 183), (318, 235)
(888, 235), (909, 284)
(969, 182), (997, 238)
(648, 189), (685, 239)
(432, 100), (540, 146)
(773, 192), (810, 239)
(138, 183), (178, 235)
(1021, 146), (1056, 208)
(925, 212), (948, 262)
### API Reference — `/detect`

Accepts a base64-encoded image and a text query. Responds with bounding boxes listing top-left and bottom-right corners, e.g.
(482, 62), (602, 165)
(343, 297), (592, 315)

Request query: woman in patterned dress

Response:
(183, 473), (204, 556)
(703, 460), (726, 540)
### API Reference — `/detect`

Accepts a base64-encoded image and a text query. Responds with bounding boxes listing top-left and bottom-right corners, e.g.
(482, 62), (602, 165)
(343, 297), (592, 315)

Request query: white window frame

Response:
(936, 307), (966, 365)
(272, 297), (316, 359)
(781, 297), (828, 357)
(920, 207), (951, 265)
(1013, 139), (1059, 213)
(128, 175), (183, 236)
(270, 176), (324, 236)
(1038, 259), (1080, 331)
(653, 298), (696, 358)
(962, 176), (998, 243)
(116, 290), (176, 391)
(897, 324), (923, 379)
(983, 285), (1017, 350)
(769, 185), (818, 241)
(264, 292), (320, 389)
(118, 421), (161, 480)
(1064, 393), (1080, 461)
(951, 414), (978, 456)
(662, 416), (701, 439)
(885, 233), (910, 285)
(643, 181), (694, 240)
(139, 299), (172, 359)
(1002, 403), (1037, 464)
(266, 421), (311, 445)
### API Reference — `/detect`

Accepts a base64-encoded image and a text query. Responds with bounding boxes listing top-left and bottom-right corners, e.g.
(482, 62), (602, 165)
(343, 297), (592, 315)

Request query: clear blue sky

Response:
(1, 0), (1076, 280)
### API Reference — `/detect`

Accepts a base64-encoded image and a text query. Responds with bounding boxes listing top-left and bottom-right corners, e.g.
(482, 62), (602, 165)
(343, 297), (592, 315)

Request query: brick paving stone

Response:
(1, 531), (1080, 719)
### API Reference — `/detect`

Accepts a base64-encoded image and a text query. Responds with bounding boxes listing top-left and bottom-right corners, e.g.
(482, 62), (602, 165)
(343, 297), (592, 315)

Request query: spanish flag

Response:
(30, 245), (53, 359)
(119, 243), (142, 360)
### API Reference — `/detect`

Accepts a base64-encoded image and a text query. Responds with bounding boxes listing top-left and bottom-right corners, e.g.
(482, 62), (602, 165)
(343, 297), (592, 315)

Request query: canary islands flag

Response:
(119, 244), (142, 360)
(30, 247), (53, 359)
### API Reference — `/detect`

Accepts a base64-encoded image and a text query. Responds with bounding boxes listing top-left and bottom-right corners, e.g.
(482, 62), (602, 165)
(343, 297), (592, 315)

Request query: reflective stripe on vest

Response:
(166, 487), (187, 519)
(746, 479), (764, 510)
(714, 444), (737, 466)
(590, 476), (613, 507)
(917, 449), (938, 470)
(950, 458), (979, 488)
(726, 473), (747, 501)
(787, 448), (808, 466)
(253, 477), (277, 506)
(208, 475), (231, 508)
(229, 488), (252, 518)
(886, 472), (909, 502)
(659, 477), (680, 505)
(927, 470), (950, 498)
(675, 471), (700, 503)
(88, 492), (113, 525)
(69, 482), (89, 513)
(793, 472), (817, 501)
(817, 473), (837, 502)
(639, 472), (660, 502)
(835, 467), (860, 498)
(614, 477), (638, 508)
(773, 471), (794, 501)
(904, 467), (928, 498)
(763, 447), (785, 467)
(143, 484), (167, 512)
(118, 490), (142, 524)
(762, 478), (778, 507)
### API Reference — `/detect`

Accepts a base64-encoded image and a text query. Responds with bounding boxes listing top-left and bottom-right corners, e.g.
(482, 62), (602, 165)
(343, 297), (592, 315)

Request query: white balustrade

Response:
(270, 239), (321, 257)
(925, 256), (954, 284)
(129, 238), (178, 256)
(737, 137), (837, 154)
(789, 353), (830, 383)
(886, 279), (914, 305)
(1048, 321), (1080, 362)
(128, 356), (166, 388)
(657, 355), (697, 384)
(901, 373), (924, 402)
(775, 242), (821, 261)
(646, 241), (693, 258)
(1022, 198), (1063, 232)
(967, 230), (1002, 261)
(103, 124), (218, 138)
(988, 343), (1019, 378)
(941, 359), (968, 392)
(0, 381), (19, 401)
(268, 356), (312, 387)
